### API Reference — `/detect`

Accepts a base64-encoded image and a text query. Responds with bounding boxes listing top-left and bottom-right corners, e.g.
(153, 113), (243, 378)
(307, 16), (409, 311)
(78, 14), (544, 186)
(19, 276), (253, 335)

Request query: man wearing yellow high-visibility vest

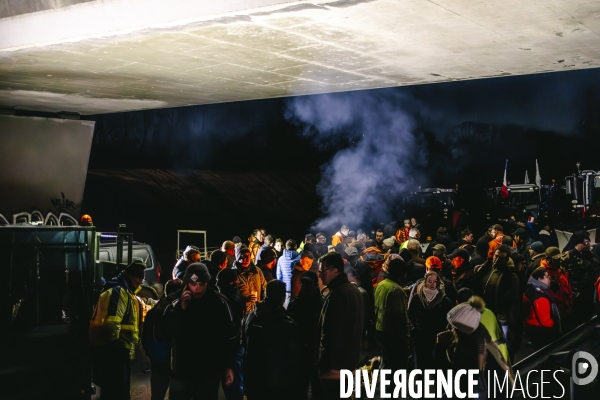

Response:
(90, 261), (145, 400)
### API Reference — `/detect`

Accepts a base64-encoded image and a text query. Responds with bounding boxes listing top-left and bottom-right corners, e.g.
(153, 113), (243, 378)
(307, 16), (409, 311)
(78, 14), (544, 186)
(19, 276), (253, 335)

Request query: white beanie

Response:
(447, 303), (481, 335)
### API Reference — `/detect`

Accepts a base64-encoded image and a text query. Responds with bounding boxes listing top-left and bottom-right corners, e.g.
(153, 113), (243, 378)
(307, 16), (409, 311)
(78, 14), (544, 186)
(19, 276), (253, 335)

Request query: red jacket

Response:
(523, 292), (554, 328)
(541, 258), (573, 318)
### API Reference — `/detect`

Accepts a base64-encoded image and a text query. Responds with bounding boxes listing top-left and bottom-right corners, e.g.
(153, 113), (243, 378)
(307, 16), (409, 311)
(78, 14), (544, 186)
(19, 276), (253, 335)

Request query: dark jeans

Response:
(222, 345), (244, 400)
(376, 330), (408, 371)
(169, 374), (220, 400)
(94, 344), (131, 400)
(150, 361), (171, 400)
(298, 360), (322, 400)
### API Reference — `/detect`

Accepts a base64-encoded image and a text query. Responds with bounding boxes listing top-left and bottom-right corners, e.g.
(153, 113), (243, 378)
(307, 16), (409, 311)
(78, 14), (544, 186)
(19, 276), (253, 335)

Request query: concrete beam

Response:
(0, 0), (297, 50)
(0, 0), (599, 114)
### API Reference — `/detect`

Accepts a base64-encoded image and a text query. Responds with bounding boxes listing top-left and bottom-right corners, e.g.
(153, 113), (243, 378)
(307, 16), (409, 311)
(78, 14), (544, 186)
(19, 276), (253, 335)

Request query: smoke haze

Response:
(285, 91), (427, 233)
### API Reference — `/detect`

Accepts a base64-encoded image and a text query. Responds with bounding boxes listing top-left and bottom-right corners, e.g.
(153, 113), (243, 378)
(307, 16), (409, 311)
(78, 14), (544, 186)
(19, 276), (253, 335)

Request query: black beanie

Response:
(235, 246), (251, 262)
(259, 248), (276, 264)
(387, 258), (408, 280)
(125, 260), (146, 280)
(265, 280), (286, 304)
(300, 270), (319, 286)
(182, 263), (211, 286)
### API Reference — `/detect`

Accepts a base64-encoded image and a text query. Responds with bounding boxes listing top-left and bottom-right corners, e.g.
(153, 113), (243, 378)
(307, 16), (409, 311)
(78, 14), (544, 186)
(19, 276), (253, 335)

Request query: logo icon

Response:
(572, 351), (598, 385)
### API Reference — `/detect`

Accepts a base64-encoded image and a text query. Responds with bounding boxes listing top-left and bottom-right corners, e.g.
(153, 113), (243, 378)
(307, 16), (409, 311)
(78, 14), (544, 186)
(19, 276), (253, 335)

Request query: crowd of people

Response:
(89, 219), (600, 400)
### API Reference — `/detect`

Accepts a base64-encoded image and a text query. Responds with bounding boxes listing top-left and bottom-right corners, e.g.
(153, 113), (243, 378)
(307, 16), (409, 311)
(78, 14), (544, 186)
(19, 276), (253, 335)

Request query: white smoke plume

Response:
(284, 90), (428, 233)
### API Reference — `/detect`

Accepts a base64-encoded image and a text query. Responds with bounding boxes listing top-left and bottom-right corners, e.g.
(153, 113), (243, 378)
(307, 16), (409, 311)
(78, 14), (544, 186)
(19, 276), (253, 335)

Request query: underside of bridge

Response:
(1, 0), (599, 115)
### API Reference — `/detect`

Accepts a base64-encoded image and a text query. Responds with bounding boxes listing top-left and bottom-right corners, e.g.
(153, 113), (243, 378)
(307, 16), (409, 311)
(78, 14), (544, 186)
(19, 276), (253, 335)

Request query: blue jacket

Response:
(255, 243), (272, 264)
(276, 249), (300, 292)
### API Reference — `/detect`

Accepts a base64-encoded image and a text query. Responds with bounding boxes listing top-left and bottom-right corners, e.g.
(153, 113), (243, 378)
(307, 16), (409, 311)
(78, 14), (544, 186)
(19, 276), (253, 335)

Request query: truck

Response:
(487, 183), (543, 220)
(0, 219), (165, 399)
(0, 224), (99, 399)
(403, 188), (456, 238)
(564, 170), (600, 229)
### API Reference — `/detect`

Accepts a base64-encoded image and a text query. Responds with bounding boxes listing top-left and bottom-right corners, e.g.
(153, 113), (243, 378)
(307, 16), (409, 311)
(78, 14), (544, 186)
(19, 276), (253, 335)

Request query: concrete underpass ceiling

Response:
(1, 0), (599, 115)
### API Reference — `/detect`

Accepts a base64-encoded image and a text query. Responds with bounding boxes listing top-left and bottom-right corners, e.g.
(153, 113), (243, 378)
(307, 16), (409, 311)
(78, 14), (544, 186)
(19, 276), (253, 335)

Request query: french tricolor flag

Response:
(500, 159), (509, 198)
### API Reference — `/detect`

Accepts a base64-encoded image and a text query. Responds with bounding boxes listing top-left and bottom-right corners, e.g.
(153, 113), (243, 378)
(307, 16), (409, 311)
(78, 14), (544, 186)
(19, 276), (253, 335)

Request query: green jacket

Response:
(373, 278), (410, 344)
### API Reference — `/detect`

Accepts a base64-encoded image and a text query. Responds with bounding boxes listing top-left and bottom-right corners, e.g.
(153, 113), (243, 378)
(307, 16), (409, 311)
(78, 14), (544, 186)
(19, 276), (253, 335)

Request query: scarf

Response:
(416, 280), (446, 309)
(423, 287), (438, 303)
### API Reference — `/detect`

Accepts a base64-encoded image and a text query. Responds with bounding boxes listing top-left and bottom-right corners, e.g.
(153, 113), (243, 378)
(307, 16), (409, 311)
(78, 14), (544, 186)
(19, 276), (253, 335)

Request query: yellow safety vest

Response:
(89, 286), (143, 354)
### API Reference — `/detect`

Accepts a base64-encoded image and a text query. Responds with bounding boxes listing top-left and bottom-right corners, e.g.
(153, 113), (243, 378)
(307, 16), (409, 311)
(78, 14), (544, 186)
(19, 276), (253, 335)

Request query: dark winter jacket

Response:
(524, 253), (545, 280)
(218, 284), (247, 342)
(354, 259), (375, 299)
(142, 303), (171, 365)
(243, 301), (302, 394)
(469, 250), (487, 270)
(455, 239), (474, 255)
(203, 259), (221, 291)
(478, 260), (521, 341)
(447, 323), (513, 392)
(517, 238), (533, 262)
(409, 275), (457, 305)
(288, 292), (324, 360)
(314, 243), (329, 259)
(407, 284), (453, 337)
(154, 288), (236, 379)
(172, 257), (190, 280)
(406, 258), (426, 285)
(257, 263), (275, 282)
(318, 273), (364, 373)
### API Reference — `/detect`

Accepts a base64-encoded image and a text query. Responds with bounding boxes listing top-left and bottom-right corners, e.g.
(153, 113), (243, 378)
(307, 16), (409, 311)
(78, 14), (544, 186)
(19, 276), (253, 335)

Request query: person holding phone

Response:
(154, 263), (236, 400)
